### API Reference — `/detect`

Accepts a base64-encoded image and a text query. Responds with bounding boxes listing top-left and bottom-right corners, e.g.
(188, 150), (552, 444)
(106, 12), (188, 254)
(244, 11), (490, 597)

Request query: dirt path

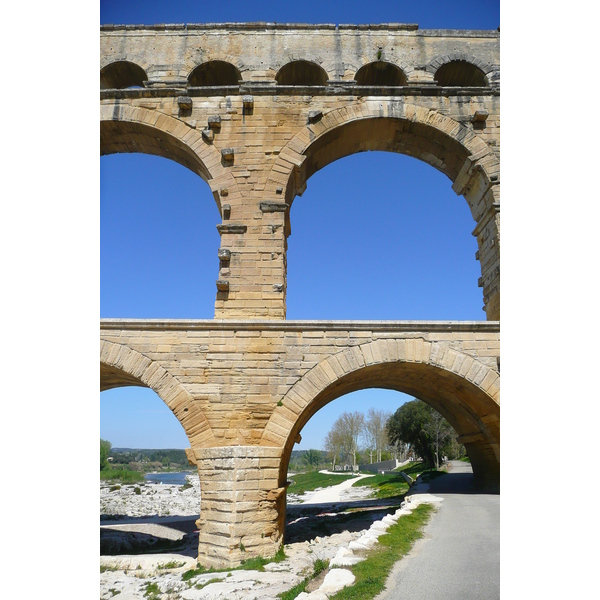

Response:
(297, 472), (375, 504)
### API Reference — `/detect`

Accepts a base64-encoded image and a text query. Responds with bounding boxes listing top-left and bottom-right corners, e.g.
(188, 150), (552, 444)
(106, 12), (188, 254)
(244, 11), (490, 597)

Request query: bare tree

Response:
(324, 411), (365, 469)
(364, 408), (392, 463)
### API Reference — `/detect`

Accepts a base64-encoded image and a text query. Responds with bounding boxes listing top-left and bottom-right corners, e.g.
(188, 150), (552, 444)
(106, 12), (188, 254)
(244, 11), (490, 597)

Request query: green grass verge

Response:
(351, 473), (410, 499)
(329, 503), (435, 600)
(353, 461), (439, 499)
(100, 468), (145, 483)
(287, 471), (354, 496)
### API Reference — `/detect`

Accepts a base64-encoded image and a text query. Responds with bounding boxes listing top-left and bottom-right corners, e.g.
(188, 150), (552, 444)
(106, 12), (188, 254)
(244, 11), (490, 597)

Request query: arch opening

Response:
(100, 384), (202, 555)
(101, 153), (221, 319)
(295, 117), (470, 196)
(271, 354), (499, 492)
(100, 119), (213, 184)
(434, 60), (489, 87)
(101, 386), (192, 450)
(354, 62), (407, 86)
(101, 61), (148, 89)
(276, 60), (329, 85)
(188, 60), (242, 86)
(286, 151), (481, 320)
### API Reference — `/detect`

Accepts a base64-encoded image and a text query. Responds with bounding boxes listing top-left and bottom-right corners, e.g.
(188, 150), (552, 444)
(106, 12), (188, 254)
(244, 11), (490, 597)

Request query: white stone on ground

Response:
(319, 568), (356, 593)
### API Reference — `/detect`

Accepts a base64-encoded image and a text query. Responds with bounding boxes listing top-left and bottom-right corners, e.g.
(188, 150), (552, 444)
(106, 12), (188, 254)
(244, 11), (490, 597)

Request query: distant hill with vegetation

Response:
(109, 448), (191, 473)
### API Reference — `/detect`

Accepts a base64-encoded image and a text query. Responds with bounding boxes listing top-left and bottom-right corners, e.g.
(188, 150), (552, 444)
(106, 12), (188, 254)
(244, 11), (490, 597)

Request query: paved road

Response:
(378, 461), (500, 600)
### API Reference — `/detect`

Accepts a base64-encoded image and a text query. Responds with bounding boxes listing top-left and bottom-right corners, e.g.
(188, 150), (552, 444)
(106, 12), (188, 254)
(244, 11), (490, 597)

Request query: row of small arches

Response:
(100, 58), (490, 90)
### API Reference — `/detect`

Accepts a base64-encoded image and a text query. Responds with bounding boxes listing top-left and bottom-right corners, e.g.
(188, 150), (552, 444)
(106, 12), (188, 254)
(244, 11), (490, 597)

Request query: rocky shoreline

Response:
(100, 473), (441, 599)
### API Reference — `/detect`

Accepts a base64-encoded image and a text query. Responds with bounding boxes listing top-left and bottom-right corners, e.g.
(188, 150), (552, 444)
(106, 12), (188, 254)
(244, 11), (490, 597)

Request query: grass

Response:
(329, 503), (435, 599)
(352, 461), (437, 499)
(287, 471), (354, 496)
(351, 473), (410, 499)
(194, 577), (224, 591)
(182, 545), (287, 580)
(157, 561), (186, 570)
(142, 582), (161, 599)
(101, 467), (145, 483)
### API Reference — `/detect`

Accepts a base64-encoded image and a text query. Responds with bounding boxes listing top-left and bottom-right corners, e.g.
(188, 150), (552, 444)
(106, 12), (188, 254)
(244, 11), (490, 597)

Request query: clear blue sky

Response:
(100, 1), (500, 450)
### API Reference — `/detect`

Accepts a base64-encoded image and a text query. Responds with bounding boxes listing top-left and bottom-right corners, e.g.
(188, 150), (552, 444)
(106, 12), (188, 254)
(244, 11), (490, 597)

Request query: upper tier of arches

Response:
(100, 55), (497, 90)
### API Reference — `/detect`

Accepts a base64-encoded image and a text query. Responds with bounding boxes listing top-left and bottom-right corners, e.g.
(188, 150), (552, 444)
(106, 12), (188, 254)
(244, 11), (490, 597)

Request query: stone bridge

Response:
(100, 22), (500, 567)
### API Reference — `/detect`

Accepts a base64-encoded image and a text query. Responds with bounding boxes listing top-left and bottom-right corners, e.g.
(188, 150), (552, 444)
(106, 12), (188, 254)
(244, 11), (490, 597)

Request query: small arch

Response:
(354, 61), (407, 86)
(434, 60), (489, 87)
(276, 60), (328, 86)
(101, 61), (148, 90)
(188, 60), (242, 86)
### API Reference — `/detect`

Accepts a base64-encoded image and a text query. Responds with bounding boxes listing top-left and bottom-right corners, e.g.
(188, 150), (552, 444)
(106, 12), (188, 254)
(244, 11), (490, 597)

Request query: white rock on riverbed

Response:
(100, 473), (201, 518)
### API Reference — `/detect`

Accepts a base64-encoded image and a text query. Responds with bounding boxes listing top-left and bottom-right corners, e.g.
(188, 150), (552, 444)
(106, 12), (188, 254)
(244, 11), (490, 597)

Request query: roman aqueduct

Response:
(100, 22), (500, 567)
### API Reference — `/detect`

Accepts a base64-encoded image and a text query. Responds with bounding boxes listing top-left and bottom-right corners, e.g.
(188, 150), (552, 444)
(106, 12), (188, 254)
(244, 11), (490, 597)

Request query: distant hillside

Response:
(109, 448), (190, 471)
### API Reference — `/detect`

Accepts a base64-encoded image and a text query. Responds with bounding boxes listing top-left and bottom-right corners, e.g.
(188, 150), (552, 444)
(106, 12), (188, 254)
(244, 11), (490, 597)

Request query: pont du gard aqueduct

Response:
(100, 22), (500, 568)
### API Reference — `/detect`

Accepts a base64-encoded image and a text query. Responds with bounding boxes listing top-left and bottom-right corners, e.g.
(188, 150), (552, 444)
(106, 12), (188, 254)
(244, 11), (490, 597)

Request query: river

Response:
(143, 471), (194, 485)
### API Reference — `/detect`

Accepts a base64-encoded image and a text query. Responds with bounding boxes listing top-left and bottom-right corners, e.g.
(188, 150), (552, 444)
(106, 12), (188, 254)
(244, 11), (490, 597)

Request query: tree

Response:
(364, 408), (392, 463)
(386, 400), (457, 468)
(100, 439), (112, 471)
(423, 409), (454, 470)
(302, 449), (322, 470)
(324, 411), (365, 469)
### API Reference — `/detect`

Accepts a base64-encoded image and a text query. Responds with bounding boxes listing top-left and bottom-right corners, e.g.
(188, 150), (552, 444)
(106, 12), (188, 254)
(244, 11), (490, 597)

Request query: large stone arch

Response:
(100, 340), (217, 448)
(266, 102), (500, 319)
(268, 102), (498, 220)
(261, 338), (499, 486)
(100, 103), (240, 218)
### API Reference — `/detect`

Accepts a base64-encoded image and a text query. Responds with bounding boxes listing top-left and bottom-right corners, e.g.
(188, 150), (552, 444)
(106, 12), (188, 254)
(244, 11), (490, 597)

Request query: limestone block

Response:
(319, 569), (356, 594)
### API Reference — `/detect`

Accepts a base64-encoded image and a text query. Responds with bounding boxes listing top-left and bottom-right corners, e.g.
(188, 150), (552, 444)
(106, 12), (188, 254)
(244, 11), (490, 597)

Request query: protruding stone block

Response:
(260, 201), (288, 213)
(242, 95), (254, 109)
(218, 248), (231, 261)
(472, 110), (489, 122)
(222, 204), (231, 219)
(177, 96), (193, 109)
(308, 110), (323, 123)
(216, 280), (229, 292)
(217, 224), (247, 235)
(221, 148), (235, 161)
(201, 128), (214, 142)
(208, 115), (221, 129)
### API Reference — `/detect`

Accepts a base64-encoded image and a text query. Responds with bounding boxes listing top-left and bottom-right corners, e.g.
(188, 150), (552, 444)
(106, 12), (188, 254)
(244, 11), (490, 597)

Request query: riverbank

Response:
(100, 472), (442, 599)
(101, 473), (201, 520)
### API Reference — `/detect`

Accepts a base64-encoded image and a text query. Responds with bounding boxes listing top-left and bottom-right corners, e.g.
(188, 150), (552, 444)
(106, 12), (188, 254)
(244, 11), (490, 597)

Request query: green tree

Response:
(386, 400), (457, 468)
(100, 439), (111, 471)
(302, 449), (322, 469)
